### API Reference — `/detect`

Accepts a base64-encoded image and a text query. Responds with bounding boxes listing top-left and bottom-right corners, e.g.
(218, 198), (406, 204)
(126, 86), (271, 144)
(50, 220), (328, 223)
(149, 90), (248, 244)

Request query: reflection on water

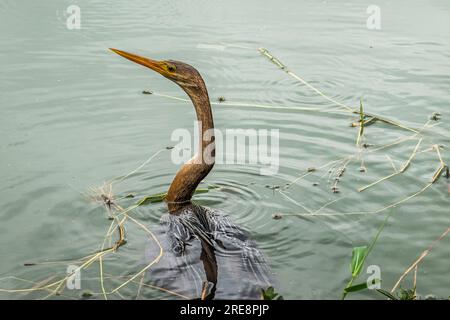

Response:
(0, 0), (449, 299)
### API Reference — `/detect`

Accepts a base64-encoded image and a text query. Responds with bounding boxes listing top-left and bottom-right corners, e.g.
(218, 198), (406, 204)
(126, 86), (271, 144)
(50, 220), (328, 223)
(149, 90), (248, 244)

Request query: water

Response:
(0, 0), (449, 299)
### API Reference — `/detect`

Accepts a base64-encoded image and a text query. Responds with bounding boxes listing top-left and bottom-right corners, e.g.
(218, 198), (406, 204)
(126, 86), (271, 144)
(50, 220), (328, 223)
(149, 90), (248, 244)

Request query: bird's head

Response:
(109, 48), (203, 91)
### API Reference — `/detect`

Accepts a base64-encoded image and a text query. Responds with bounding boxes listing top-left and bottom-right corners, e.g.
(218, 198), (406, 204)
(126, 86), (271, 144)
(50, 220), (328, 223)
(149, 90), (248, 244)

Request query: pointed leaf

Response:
(350, 246), (368, 277)
(376, 289), (398, 300)
(344, 282), (368, 293)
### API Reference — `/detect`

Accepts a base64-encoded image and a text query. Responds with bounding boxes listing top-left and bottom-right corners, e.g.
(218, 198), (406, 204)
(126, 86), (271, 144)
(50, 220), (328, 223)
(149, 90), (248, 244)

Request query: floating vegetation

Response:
(137, 185), (221, 206)
(356, 98), (365, 147)
(376, 288), (416, 300)
(261, 286), (284, 300)
(0, 143), (227, 300)
(330, 158), (350, 194)
(137, 192), (167, 205)
(265, 185), (280, 195)
(271, 213), (283, 220)
(258, 47), (420, 133)
(430, 112), (441, 121)
(342, 226), (450, 300)
(391, 227), (450, 294)
(342, 214), (390, 299)
(81, 291), (93, 299)
(274, 113), (447, 218)
(358, 138), (423, 193)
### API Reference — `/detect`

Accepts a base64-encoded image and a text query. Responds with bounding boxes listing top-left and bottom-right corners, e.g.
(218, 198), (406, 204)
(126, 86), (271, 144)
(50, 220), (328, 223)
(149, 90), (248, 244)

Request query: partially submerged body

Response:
(144, 204), (274, 299)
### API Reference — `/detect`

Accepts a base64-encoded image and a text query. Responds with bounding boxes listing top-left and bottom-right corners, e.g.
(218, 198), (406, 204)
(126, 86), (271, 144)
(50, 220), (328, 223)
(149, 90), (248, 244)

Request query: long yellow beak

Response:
(109, 48), (166, 75)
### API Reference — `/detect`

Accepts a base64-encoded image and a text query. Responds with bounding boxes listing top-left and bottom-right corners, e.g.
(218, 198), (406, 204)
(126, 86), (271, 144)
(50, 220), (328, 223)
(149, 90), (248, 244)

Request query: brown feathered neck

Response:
(166, 75), (215, 213)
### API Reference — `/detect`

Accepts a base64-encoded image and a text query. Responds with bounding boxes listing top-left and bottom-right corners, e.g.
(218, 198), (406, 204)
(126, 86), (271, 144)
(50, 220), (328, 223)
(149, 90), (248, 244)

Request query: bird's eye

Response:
(167, 65), (176, 72)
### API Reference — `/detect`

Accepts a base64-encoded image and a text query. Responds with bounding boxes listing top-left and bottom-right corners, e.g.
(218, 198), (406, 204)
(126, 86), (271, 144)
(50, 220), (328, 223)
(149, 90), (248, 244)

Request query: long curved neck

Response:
(166, 78), (215, 212)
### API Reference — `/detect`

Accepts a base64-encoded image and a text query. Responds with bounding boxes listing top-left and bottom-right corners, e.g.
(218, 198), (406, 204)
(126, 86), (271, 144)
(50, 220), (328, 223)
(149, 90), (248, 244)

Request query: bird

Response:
(110, 48), (274, 299)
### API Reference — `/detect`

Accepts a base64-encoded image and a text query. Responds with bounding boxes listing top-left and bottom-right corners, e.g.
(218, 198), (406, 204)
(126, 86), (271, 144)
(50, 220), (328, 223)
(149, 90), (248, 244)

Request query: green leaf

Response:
(398, 288), (416, 300)
(350, 246), (368, 277)
(193, 188), (210, 194)
(136, 185), (220, 206)
(344, 282), (368, 293)
(261, 286), (283, 300)
(342, 214), (391, 300)
(264, 286), (275, 298)
(344, 278), (381, 293)
(137, 192), (167, 205)
(376, 289), (398, 300)
(81, 291), (93, 298)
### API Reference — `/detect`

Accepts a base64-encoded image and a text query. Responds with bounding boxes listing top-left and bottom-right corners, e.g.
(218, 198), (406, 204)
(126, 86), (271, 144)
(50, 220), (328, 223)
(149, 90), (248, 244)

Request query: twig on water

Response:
(99, 256), (107, 300)
(278, 189), (312, 213)
(391, 227), (450, 293)
(431, 144), (447, 183)
(88, 273), (190, 300)
(274, 196), (345, 219)
(258, 48), (353, 112)
(358, 138), (423, 193)
(356, 98), (365, 147)
(151, 91), (331, 112)
(109, 148), (167, 185)
(283, 157), (349, 190)
(331, 158), (351, 194)
(275, 179), (434, 218)
(368, 120), (432, 154)
(135, 272), (146, 300)
(258, 47), (419, 134)
(412, 265), (418, 297)
(385, 154), (398, 173)
(0, 276), (75, 300)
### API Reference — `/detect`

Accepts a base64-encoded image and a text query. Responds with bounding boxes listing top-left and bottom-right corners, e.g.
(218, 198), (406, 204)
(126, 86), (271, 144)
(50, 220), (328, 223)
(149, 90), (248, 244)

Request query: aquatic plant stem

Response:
(278, 189), (312, 213)
(342, 213), (390, 299)
(431, 147), (447, 184)
(385, 154), (398, 173)
(0, 246), (116, 294)
(356, 99), (365, 147)
(0, 276), (75, 300)
(258, 47), (419, 133)
(148, 90), (421, 138)
(358, 138), (423, 192)
(108, 214), (163, 295)
(87, 274), (190, 299)
(258, 48), (353, 112)
(135, 273), (145, 300)
(151, 91), (335, 112)
(283, 157), (350, 190)
(99, 256), (107, 300)
(110, 148), (167, 185)
(276, 180), (434, 218)
(368, 120), (432, 154)
(391, 227), (450, 293)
